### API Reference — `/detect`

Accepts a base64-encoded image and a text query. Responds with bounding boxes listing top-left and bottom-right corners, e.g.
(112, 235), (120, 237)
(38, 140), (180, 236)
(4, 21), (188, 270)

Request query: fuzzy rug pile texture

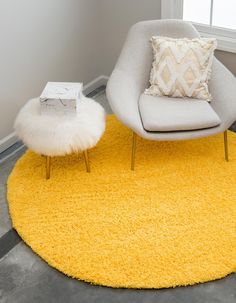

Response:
(8, 115), (236, 289)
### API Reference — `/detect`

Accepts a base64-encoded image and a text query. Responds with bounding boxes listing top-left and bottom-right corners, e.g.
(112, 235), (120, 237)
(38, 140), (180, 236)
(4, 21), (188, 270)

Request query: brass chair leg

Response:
(83, 150), (91, 173)
(224, 130), (229, 162)
(46, 156), (51, 180)
(131, 132), (137, 171)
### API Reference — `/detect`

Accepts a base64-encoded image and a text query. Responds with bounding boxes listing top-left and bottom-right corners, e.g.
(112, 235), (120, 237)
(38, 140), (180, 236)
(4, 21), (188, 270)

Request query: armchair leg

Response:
(224, 130), (229, 162)
(83, 150), (91, 173)
(131, 132), (137, 170)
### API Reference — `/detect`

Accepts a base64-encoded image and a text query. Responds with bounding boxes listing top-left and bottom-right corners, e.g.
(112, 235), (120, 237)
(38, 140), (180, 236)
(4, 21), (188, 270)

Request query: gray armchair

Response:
(106, 20), (236, 169)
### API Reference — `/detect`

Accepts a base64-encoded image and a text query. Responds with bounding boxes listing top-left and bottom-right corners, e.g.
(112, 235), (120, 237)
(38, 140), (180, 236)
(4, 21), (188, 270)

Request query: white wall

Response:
(0, 0), (162, 144)
(0, 0), (101, 142)
(99, 0), (162, 75)
(215, 50), (236, 76)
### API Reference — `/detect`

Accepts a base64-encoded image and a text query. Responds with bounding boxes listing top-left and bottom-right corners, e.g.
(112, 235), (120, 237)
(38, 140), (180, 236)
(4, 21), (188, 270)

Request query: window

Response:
(183, 0), (212, 25)
(183, 0), (236, 30)
(161, 0), (236, 53)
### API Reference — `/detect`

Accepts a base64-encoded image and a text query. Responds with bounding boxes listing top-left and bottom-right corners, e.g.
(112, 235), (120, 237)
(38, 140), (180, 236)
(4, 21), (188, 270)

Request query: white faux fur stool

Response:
(14, 96), (106, 179)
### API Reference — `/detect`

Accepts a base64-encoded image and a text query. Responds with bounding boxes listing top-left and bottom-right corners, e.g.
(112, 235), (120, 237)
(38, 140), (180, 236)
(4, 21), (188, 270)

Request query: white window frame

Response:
(161, 0), (236, 53)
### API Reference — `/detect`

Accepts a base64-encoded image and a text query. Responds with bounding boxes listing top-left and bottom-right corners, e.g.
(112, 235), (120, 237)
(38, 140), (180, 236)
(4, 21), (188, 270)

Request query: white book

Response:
(40, 82), (83, 116)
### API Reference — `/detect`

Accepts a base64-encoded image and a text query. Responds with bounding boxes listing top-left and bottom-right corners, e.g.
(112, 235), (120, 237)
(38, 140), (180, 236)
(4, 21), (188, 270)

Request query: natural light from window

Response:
(183, 0), (236, 30)
(183, 0), (211, 25)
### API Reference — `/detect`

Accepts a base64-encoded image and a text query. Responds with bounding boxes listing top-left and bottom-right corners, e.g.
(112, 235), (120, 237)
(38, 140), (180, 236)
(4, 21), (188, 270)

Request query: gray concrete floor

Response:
(0, 90), (236, 303)
(0, 147), (26, 238)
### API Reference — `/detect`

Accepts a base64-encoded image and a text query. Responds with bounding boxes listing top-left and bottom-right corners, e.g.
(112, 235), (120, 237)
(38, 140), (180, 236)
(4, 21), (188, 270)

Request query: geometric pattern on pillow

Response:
(145, 37), (217, 101)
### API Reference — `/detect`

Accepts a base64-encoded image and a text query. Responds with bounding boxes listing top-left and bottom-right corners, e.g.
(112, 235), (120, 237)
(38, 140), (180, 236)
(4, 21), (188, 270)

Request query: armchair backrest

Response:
(115, 19), (200, 89)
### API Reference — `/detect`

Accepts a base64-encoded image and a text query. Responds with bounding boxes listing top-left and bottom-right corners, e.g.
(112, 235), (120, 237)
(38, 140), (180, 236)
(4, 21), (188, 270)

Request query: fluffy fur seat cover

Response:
(14, 97), (106, 156)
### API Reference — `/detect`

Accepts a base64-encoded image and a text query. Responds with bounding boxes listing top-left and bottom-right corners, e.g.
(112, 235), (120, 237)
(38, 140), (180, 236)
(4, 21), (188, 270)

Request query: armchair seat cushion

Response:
(139, 94), (221, 132)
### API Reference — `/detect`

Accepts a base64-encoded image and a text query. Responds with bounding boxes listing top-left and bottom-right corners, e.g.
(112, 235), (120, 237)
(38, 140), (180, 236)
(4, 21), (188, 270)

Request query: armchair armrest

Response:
(106, 69), (146, 134)
(210, 58), (236, 129)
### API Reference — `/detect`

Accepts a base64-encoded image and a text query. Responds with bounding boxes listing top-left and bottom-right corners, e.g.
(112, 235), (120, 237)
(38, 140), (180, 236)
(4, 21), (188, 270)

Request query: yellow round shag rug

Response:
(8, 115), (236, 289)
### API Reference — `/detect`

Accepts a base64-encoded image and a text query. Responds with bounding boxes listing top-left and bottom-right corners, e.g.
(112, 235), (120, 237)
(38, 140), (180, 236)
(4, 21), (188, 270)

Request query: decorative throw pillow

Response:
(145, 37), (217, 101)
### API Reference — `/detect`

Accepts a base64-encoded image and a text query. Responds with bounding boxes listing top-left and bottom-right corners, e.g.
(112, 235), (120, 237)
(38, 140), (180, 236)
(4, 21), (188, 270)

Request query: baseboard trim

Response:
(0, 133), (18, 154)
(0, 75), (109, 154)
(83, 75), (109, 95)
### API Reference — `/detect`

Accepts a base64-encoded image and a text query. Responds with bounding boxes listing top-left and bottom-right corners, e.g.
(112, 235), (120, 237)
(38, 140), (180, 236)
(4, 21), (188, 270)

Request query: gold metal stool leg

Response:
(131, 132), (137, 171)
(46, 156), (51, 180)
(224, 130), (229, 162)
(83, 150), (90, 173)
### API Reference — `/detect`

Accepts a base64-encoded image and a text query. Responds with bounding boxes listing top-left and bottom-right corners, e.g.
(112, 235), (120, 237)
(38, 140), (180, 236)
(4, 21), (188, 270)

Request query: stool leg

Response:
(83, 150), (90, 173)
(46, 156), (51, 180)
